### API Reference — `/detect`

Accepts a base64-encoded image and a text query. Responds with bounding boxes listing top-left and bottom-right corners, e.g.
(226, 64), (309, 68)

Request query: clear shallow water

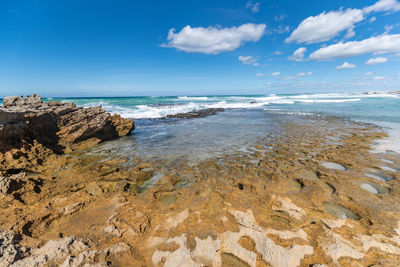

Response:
(48, 92), (400, 155)
(85, 109), (283, 164)
(2, 92), (399, 159)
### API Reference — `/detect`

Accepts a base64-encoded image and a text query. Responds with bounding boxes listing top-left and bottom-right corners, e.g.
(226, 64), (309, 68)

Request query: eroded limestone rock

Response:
(151, 209), (314, 267)
(0, 94), (134, 156)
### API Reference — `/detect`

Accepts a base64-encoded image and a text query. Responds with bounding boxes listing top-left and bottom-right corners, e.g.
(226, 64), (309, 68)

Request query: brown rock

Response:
(0, 95), (134, 155)
(3, 94), (42, 108)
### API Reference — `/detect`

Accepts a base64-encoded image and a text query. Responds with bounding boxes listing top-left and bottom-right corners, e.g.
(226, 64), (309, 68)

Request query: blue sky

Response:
(1, 0), (400, 97)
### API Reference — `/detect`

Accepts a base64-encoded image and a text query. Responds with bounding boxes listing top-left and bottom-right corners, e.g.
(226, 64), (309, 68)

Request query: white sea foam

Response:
(264, 109), (319, 116)
(99, 100), (273, 119)
(371, 122), (400, 154)
(289, 93), (398, 99)
(82, 101), (110, 107)
(296, 98), (361, 103)
(68, 92), (397, 122)
(178, 96), (209, 100)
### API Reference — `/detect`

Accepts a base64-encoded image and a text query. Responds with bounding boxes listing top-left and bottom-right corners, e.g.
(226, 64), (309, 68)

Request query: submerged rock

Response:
(361, 183), (379, 194)
(164, 108), (224, 119)
(379, 165), (398, 172)
(297, 170), (319, 181)
(364, 172), (393, 182)
(323, 202), (360, 220)
(353, 180), (389, 195)
(320, 162), (347, 171)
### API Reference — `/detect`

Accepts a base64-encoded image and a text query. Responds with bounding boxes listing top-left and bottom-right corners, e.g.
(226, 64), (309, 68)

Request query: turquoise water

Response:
(2, 92), (399, 159)
(47, 92), (399, 160)
(46, 92), (400, 124)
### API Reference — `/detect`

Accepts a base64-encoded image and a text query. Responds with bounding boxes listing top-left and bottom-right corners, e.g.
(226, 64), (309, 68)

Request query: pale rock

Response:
(165, 209), (189, 230)
(11, 236), (89, 267)
(321, 219), (354, 229)
(103, 224), (122, 237)
(192, 236), (221, 266)
(106, 242), (130, 254)
(223, 209), (313, 267)
(0, 231), (25, 266)
(152, 234), (196, 267)
(272, 196), (306, 220)
(322, 232), (364, 264)
(62, 202), (84, 215)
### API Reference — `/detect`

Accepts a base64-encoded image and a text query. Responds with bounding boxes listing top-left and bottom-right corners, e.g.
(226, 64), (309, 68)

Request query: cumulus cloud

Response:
(255, 73), (264, 77)
(365, 57), (388, 65)
(336, 62), (356, 69)
(238, 56), (259, 66)
(289, 47), (307, 61)
(370, 16), (377, 22)
(285, 8), (364, 44)
(373, 76), (385, 80)
(272, 50), (283, 55)
(271, 72), (281, 76)
(309, 34), (400, 60)
(363, 0), (400, 14)
(246, 1), (260, 13)
(162, 23), (266, 54)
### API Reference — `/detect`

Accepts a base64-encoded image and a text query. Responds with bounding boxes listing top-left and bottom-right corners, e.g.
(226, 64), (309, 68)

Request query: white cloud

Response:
(373, 76), (385, 80)
(271, 72), (281, 76)
(345, 26), (356, 38)
(363, 0), (400, 14)
(365, 57), (388, 65)
(289, 47), (307, 61)
(384, 24), (394, 33)
(274, 14), (287, 21)
(256, 73), (264, 77)
(370, 16), (377, 22)
(246, 1), (260, 13)
(298, 71), (313, 76)
(273, 25), (290, 34)
(336, 62), (356, 69)
(309, 34), (400, 60)
(272, 50), (283, 55)
(365, 72), (374, 75)
(285, 8), (364, 44)
(281, 72), (312, 80)
(238, 56), (259, 66)
(162, 23), (266, 54)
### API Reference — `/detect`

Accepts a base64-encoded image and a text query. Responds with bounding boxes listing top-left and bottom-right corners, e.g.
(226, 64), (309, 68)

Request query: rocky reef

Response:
(164, 108), (224, 119)
(1, 96), (400, 266)
(0, 95), (134, 172)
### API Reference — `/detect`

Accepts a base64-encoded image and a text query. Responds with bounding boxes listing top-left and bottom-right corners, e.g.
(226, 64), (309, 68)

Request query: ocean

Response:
(3, 92), (399, 161)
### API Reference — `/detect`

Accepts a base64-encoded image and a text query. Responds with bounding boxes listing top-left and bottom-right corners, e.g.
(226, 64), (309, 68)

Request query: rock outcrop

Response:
(0, 94), (134, 152)
(0, 94), (134, 171)
(164, 108), (224, 119)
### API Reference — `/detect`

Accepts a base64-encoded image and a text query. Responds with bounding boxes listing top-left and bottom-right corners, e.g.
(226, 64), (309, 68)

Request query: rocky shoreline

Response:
(1, 96), (400, 266)
(0, 95), (134, 173)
